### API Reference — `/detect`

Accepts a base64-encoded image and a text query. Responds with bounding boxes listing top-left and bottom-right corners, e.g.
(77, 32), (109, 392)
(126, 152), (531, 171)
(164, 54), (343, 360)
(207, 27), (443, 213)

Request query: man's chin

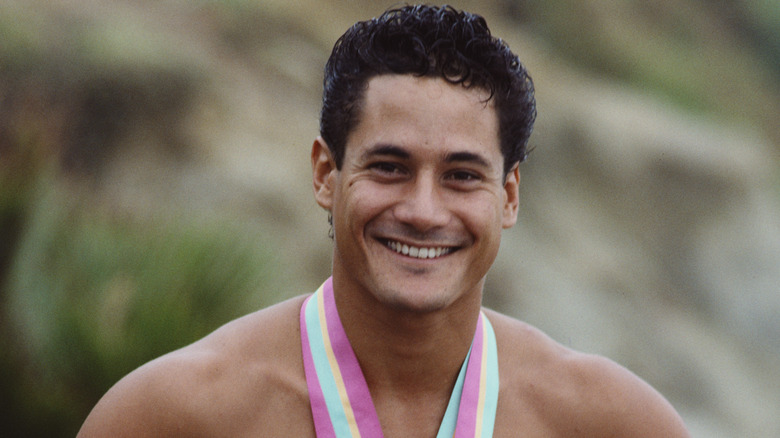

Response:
(371, 283), (459, 315)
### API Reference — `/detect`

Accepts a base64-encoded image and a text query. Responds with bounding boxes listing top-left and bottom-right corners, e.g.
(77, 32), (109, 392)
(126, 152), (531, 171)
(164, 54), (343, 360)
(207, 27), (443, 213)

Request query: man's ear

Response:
(311, 136), (337, 210)
(502, 163), (520, 229)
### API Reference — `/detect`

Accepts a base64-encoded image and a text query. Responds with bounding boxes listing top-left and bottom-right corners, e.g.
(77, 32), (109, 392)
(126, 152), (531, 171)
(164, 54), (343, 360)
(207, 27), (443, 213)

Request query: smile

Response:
(385, 240), (455, 259)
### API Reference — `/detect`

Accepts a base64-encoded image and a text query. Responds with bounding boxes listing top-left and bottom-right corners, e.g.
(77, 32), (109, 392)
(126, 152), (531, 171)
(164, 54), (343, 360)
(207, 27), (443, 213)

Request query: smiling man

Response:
(313, 73), (511, 315)
(78, 5), (690, 437)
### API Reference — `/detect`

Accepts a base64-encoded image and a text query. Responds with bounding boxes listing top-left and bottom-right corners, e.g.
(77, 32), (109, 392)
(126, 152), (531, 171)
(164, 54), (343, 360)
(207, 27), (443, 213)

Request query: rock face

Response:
(2, 0), (779, 436)
(494, 74), (780, 437)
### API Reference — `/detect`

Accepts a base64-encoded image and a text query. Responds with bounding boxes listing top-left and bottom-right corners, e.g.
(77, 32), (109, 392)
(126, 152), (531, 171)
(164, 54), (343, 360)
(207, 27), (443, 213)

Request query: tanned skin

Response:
(77, 298), (688, 437)
(78, 76), (689, 438)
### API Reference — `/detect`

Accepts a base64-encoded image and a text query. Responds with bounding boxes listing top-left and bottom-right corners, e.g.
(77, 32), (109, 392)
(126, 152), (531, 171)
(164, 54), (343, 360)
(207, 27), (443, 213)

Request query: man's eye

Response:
(371, 162), (402, 174)
(448, 170), (480, 181)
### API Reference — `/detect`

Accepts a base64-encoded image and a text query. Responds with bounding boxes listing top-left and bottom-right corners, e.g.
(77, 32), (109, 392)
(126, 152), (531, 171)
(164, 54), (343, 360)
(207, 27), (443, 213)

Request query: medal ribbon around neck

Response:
(300, 277), (499, 437)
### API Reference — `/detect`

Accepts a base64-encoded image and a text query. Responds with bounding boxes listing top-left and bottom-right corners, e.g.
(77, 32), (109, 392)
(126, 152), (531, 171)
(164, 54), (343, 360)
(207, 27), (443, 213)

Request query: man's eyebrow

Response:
(360, 145), (494, 169)
(360, 144), (410, 160)
(444, 151), (492, 168)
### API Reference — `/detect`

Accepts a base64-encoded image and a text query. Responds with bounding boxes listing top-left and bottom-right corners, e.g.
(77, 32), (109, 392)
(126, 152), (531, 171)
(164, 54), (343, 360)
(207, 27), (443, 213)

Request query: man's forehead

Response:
(363, 74), (494, 105)
(340, 75), (501, 171)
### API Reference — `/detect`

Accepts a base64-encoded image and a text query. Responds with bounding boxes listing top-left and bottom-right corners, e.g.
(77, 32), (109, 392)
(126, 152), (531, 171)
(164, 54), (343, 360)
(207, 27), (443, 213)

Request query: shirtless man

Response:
(78, 5), (690, 437)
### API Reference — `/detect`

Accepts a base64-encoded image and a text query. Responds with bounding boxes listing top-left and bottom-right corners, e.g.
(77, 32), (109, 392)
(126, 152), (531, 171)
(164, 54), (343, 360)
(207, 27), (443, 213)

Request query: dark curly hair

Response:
(319, 4), (536, 176)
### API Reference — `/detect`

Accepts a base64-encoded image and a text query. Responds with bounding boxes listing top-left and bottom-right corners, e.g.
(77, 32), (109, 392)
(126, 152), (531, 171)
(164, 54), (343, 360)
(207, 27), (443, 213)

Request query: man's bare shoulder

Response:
(485, 310), (689, 437)
(78, 295), (314, 438)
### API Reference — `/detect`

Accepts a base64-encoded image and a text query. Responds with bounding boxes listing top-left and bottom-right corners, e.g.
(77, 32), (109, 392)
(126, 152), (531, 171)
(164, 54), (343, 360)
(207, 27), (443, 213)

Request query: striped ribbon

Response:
(300, 277), (499, 437)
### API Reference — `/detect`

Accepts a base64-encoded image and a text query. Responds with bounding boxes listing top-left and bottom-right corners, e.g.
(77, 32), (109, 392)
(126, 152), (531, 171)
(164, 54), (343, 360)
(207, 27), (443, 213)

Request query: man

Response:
(79, 5), (689, 437)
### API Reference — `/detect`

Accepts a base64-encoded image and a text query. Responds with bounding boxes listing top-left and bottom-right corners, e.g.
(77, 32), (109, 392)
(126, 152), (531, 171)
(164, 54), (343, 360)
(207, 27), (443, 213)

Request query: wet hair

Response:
(319, 4), (536, 175)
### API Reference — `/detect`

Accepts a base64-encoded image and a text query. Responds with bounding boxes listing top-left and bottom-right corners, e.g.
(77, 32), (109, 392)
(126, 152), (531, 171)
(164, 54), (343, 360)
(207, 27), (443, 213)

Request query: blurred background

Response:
(1, 0), (778, 436)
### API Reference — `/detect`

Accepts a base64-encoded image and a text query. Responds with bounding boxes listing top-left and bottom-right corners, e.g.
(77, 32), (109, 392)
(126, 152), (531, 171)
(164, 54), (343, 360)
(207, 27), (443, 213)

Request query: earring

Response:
(327, 213), (334, 240)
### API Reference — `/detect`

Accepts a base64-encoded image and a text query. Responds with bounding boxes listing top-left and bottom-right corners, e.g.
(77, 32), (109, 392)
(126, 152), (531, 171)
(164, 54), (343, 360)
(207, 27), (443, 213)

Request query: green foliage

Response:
(1, 3), (282, 434)
(517, 0), (780, 131)
(0, 178), (281, 437)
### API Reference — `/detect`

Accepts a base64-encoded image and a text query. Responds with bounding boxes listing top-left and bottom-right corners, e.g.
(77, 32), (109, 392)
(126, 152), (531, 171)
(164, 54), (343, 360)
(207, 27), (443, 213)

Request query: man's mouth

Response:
(384, 240), (456, 260)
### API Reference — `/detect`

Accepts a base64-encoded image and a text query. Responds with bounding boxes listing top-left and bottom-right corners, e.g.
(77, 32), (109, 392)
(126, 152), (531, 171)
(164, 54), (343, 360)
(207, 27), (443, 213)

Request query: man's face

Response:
(312, 74), (519, 313)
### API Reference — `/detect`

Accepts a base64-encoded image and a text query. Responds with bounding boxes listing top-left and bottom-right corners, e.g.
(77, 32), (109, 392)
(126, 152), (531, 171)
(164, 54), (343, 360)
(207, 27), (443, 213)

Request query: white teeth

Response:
(386, 241), (452, 259)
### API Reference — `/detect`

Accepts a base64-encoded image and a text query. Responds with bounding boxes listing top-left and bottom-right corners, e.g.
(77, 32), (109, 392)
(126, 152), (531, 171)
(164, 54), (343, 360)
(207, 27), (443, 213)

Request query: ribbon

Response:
(300, 278), (499, 437)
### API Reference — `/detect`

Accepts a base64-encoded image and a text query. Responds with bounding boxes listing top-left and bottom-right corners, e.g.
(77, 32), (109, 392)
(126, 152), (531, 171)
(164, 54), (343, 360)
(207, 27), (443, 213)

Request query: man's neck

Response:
(330, 273), (484, 398)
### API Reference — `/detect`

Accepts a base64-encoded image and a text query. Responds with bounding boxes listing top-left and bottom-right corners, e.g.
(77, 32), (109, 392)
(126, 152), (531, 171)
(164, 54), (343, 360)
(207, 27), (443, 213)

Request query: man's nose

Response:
(393, 175), (450, 232)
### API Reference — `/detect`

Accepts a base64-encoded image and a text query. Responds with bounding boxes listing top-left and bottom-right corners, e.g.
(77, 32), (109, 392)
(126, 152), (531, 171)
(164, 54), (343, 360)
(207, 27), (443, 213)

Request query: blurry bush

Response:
(0, 172), (280, 436)
(0, 3), (281, 435)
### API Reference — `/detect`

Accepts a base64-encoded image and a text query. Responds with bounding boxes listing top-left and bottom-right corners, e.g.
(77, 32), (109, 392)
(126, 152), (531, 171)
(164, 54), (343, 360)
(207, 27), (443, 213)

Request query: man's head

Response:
(319, 4), (536, 177)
